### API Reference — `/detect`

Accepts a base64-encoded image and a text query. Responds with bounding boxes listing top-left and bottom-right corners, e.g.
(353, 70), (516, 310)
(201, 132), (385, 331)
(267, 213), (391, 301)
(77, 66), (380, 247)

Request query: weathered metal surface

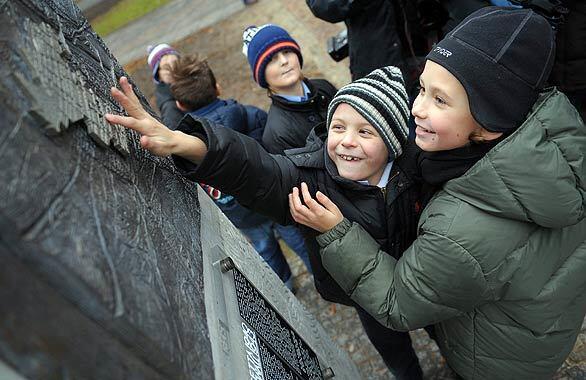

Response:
(0, 1), (211, 378)
(0, 1), (360, 379)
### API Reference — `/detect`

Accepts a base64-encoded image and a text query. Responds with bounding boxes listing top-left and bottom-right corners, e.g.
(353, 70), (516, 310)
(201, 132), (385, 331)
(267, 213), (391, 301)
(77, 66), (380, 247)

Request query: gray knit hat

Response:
(327, 66), (410, 160)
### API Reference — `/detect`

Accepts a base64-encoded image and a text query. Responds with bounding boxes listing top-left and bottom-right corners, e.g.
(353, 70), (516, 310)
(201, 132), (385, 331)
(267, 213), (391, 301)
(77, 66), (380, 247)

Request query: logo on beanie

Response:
(433, 46), (452, 58)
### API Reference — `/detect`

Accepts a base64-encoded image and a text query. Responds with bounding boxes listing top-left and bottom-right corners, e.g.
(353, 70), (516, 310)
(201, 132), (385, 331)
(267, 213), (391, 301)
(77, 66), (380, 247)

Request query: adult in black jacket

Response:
(306, 0), (405, 81)
(264, 78), (336, 154)
(549, 0), (586, 118)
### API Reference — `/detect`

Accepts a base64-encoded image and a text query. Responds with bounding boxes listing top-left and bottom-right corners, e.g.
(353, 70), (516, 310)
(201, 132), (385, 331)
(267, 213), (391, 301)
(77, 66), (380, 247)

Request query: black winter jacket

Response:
(263, 78), (336, 155)
(173, 117), (423, 305)
(550, 0), (586, 91)
(306, 0), (404, 80)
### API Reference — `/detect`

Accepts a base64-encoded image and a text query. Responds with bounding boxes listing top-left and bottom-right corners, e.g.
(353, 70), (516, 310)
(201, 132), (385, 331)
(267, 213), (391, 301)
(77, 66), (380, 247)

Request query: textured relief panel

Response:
(2, 2), (129, 155)
(0, 1), (212, 379)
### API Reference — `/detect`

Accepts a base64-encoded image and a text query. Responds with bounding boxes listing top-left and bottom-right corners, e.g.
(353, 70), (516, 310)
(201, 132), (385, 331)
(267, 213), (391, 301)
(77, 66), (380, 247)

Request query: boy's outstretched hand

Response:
(288, 182), (344, 233)
(105, 76), (207, 163)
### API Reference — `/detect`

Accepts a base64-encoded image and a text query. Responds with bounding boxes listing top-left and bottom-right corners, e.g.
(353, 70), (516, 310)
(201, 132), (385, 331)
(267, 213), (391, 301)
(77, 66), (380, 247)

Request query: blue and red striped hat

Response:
(242, 24), (303, 88)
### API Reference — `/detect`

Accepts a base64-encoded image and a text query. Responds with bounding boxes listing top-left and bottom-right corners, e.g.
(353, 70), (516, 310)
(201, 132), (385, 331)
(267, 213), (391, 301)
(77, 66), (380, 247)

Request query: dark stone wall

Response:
(0, 1), (213, 378)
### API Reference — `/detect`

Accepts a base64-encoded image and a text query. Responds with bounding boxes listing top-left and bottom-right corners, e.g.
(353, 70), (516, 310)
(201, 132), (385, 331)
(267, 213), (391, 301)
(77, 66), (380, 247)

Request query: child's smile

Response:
(327, 103), (389, 185)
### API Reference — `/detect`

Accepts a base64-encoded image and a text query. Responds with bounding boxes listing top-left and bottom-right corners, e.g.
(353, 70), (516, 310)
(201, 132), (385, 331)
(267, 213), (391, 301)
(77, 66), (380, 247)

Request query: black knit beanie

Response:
(426, 7), (555, 132)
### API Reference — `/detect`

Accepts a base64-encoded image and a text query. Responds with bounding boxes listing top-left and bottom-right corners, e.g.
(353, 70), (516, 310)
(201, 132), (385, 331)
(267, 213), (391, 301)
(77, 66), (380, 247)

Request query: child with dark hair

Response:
(149, 51), (300, 291)
(106, 66), (429, 379)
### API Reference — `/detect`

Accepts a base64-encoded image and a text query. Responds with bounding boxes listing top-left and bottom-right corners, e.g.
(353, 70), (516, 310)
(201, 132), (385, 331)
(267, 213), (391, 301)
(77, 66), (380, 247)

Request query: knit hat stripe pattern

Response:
(369, 66), (411, 108)
(357, 75), (410, 134)
(346, 81), (409, 139)
(253, 41), (300, 83)
(426, 7), (555, 132)
(339, 95), (404, 158)
(242, 24), (303, 88)
(326, 66), (409, 160)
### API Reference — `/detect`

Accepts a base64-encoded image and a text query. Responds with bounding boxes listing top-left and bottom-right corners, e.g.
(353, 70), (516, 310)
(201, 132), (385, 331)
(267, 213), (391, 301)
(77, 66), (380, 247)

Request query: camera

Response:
(327, 29), (349, 62)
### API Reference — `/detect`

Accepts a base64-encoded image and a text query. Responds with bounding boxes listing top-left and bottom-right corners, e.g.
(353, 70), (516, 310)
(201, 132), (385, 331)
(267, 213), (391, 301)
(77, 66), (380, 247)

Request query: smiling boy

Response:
(289, 7), (586, 379)
(106, 67), (429, 378)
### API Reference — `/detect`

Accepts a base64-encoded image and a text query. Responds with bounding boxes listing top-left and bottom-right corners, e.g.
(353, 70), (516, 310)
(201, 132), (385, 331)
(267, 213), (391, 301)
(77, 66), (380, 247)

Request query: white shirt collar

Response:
(357, 161), (394, 188)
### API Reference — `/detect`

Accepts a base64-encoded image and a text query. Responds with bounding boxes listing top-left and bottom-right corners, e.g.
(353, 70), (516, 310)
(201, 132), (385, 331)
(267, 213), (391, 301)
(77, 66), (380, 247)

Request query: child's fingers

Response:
(291, 187), (313, 216)
(300, 182), (323, 211)
(110, 86), (141, 117)
(113, 77), (147, 118)
(120, 76), (139, 102)
(288, 193), (300, 220)
(105, 113), (143, 133)
(316, 191), (340, 213)
(289, 192), (308, 223)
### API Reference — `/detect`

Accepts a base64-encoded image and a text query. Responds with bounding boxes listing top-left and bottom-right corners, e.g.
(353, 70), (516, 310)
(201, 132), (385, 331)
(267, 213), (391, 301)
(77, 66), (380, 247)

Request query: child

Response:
(242, 24), (337, 154)
(289, 7), (586, 379)
(146, 43), (183, 128)
(151, 51), (299, 291)
(241, 24), (336, 277)
(106, 67), (427, 378)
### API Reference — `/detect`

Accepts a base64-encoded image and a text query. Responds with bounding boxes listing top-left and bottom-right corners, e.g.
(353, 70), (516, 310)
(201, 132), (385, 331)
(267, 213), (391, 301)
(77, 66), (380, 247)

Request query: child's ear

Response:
(472, 127), (503, 143)
(176, 100), (188, 112)
(216, 83), (222, 96)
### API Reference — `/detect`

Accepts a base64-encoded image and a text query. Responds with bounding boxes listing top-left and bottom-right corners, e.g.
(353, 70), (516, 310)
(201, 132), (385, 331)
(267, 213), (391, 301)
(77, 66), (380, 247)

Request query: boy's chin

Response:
(415, 136), (438, 152)
(337, 168), (366, 182)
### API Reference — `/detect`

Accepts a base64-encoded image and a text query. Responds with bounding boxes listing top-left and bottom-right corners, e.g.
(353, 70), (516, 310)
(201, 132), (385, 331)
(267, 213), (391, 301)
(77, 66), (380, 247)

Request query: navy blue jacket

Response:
(155, 83), (269, 228)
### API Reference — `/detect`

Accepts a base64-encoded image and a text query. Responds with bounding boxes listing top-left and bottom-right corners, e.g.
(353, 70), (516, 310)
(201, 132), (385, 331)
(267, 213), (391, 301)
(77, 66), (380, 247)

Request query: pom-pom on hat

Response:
(242, 24), (303, 88)
(426, 7), (555, 132)
(147, 43), (179, 83)
(327, 66), (410, 161)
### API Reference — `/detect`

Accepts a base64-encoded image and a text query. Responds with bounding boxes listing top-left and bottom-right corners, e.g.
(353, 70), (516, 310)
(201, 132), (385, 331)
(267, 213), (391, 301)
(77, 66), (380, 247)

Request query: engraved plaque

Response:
(233, 268), (323, 380)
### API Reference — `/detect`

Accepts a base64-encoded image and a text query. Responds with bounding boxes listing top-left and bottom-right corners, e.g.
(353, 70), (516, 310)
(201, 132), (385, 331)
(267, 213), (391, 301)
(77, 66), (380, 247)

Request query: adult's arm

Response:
(305, 0), (353, 23)
(316, 219), (491, 331)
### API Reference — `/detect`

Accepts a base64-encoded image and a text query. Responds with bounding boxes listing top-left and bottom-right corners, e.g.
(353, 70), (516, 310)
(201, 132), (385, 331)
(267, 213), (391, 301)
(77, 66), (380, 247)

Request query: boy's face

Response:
(264, 50), (302, 92)
(327, 103), (389, 185)
(412, 60), (482, 152)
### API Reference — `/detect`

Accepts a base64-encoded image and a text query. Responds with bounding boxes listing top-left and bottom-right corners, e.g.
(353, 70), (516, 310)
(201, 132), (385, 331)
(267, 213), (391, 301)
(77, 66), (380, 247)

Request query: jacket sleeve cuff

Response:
(171, 115), (212, 181)
(316, 218), (353, 248)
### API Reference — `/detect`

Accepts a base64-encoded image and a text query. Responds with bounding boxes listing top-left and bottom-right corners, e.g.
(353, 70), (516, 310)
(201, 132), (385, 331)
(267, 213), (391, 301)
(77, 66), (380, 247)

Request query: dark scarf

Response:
(417, 137), (505, 186)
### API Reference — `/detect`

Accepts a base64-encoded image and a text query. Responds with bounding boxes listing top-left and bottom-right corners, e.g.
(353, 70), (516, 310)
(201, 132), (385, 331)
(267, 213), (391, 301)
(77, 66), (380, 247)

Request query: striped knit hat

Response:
(242, 24), (303, 88)
(327, 66), (410, 160)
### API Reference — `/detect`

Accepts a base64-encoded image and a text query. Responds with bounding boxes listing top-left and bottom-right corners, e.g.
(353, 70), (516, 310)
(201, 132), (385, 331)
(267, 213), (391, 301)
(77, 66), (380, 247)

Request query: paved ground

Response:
(102, 0), (245, 65)
(99, 0), (586, 378)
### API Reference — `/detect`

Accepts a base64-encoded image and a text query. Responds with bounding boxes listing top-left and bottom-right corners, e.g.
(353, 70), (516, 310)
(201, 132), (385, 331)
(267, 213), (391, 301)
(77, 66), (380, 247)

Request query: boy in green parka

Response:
(289, 7), (586, 380)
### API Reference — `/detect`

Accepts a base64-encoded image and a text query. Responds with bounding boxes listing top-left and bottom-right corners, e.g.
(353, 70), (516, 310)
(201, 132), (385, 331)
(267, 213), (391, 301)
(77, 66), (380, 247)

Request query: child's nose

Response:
(411, 95), (426, 119)
(278, 52), (288, 64)
(341, 132), (358, 147)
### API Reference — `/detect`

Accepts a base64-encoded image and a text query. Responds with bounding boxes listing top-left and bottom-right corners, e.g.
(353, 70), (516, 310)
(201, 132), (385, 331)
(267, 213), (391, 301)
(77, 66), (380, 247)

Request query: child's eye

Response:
(359, 128), (375, 136)
(330, 124), (345, 131)
(434, 96), (446, 105)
